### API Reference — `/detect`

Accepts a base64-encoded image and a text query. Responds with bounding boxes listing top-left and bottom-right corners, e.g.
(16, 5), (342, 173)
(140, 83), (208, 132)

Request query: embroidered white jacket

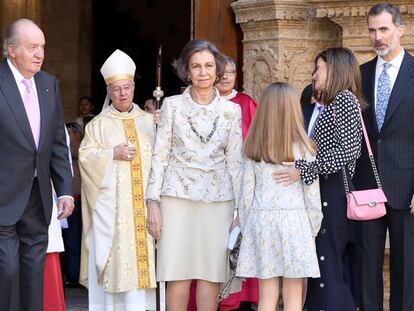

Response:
(146, 87), (243, 206)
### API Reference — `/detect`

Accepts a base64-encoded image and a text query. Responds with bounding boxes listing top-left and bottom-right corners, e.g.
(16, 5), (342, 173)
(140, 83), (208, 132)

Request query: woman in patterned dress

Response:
(237, 82), (322, 311)
(274, 47), (365, 311)
(145, 39), (243, 311)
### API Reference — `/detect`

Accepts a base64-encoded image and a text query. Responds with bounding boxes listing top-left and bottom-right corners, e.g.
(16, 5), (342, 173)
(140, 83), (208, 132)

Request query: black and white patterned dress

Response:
(295, 89), (363, 311)
(295, 89), (363, 184)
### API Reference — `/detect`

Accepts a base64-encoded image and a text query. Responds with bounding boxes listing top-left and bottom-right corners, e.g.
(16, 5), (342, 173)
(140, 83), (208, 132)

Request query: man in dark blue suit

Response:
(0, 19), (74, 310)
(353, 3), (414, 311)
(301, 83), (323, 139)
(300, 84), (315, 131)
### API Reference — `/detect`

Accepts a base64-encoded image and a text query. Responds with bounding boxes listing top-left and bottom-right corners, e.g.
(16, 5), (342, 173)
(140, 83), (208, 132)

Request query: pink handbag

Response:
(346, 188), (387, 220)
(343, 108), (387, 221)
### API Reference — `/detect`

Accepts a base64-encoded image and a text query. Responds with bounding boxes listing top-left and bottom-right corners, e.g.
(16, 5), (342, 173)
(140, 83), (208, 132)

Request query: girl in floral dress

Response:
(236, 82), (323, 311)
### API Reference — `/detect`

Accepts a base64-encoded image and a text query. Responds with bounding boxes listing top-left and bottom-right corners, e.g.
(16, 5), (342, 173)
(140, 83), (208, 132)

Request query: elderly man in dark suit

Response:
(0, 18), (74, 311)
(353, 3), (414, 311)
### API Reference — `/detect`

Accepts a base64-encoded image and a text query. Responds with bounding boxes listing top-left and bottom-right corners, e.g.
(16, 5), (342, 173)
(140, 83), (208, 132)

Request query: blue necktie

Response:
(376, 63), (391, 130)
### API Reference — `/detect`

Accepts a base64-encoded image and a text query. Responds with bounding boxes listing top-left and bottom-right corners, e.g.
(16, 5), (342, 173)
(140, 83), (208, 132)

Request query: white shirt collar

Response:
(376, 48), (405, 71)
(6, 59), (38, 100)
(315, 102), (324, 110)
(7, 59), (29, 84)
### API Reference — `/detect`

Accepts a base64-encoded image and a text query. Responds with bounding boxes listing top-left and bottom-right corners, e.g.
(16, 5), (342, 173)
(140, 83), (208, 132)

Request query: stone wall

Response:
(0, 0), (41, 29)
(41, 0), (92, 121)
(0, 0), (92, 121)
(232, 0), (414, 101)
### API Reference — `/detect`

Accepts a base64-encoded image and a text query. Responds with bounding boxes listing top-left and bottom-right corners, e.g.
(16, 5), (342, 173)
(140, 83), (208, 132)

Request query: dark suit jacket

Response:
(0, 60), (73, 226)
(353, 51), (414, 210)
(302, 103), (316, 132)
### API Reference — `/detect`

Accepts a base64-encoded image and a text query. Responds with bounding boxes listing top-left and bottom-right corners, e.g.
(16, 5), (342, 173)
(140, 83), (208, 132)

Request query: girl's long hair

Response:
(243, 82), (315, 163)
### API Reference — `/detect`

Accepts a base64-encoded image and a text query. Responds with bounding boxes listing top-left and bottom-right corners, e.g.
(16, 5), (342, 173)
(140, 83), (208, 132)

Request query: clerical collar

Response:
(112, 104), (134, 113)
(222, 89), (238, 101)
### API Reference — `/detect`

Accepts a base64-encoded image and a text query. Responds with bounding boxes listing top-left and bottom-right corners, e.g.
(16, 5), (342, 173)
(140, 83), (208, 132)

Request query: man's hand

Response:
(57, 197), (75, 219)
(153, 109), (161, 125)
(272, 162), (301, 185)
(410, 194), (414, 215)
(113, 143), (136, 161)
(230, 214), (240, 232)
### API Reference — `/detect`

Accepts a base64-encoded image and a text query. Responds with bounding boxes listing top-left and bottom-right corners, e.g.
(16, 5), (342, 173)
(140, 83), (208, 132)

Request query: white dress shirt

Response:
(7, 59), (40, 107)
(307, 102), (324, 137)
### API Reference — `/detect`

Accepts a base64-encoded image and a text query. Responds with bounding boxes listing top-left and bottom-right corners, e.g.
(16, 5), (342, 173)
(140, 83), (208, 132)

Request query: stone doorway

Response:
(91, 0), (192, 111)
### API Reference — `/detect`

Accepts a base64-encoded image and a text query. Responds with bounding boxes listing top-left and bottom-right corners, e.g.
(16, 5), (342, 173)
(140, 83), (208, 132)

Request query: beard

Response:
(374, 34), (399, 57)
(375, 46), (392, 57)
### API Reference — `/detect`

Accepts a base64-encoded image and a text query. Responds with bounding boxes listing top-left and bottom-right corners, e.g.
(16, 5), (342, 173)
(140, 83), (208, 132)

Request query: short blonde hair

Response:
(244, 82), (315, 163)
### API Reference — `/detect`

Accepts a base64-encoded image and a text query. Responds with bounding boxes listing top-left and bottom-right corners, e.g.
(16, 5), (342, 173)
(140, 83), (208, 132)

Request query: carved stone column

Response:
(232, 0), (341, 100)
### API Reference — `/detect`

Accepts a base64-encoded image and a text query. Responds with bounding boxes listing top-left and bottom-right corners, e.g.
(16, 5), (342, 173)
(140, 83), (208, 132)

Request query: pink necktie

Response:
(22, 78), (41, 148)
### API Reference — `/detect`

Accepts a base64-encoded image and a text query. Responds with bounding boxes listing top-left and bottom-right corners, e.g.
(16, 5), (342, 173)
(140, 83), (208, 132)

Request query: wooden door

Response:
(193, 0), (243, 88)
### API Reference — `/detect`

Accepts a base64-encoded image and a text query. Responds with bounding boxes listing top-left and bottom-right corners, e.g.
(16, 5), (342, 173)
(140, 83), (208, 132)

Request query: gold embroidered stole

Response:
(122, 118), (150, 288)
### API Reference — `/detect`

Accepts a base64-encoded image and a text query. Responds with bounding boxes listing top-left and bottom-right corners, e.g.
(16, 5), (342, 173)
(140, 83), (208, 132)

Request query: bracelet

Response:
(145, 199), (160, 206)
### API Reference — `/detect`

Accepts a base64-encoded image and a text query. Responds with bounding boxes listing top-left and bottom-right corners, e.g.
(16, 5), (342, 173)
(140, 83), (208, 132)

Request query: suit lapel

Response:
(302, 103), (315, 132)
(363, 58), (379, 136)
(0, 60), (36, 149)
(382, 52), (414, 129)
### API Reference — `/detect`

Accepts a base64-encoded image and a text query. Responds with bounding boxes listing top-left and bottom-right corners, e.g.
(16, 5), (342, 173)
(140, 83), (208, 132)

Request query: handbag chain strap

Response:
(332, 98), (383, 194)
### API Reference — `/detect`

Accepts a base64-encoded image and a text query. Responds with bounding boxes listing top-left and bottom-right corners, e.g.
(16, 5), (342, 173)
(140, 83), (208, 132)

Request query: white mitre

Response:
(100, 49), (136, 110)
(100, 49), (136, 85)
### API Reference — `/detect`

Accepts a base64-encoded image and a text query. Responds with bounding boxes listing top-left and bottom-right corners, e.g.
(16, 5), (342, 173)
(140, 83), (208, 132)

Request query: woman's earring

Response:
(187, 77), (191, 82)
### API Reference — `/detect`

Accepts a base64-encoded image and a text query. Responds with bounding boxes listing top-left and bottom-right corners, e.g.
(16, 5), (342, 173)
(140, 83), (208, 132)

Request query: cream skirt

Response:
(156, 196), (234, 282)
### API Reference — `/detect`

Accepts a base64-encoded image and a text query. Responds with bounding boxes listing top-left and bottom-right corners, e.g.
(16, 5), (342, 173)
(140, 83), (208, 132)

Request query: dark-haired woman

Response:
(274, 47), (365, 310)
(145, 39), (243, 311)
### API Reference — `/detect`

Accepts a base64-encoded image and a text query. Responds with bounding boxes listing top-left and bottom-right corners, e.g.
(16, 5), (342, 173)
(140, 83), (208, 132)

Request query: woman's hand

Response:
(230, 213), (240, 232)
(146, 201), (163, 239)
(272, 162), (301, 185)
(153, 109), (161, 125)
